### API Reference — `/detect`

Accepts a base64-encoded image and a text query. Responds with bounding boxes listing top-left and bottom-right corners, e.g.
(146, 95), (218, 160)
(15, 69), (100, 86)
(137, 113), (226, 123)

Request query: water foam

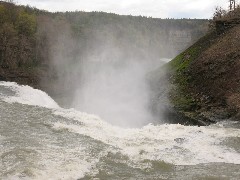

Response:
(0, 81), (59, 109)
(1, 81), (240, 168)
(53, 108), (240, 166)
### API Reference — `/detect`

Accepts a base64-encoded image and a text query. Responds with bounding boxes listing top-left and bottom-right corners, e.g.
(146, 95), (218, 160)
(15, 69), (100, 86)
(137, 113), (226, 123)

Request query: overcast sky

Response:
(16, 0), (234, 19)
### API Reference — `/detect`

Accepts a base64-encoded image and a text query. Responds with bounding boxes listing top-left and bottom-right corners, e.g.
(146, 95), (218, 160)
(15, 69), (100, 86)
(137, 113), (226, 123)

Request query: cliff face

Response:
(164, 23), (240, 125)
(168, 30), (192, 55)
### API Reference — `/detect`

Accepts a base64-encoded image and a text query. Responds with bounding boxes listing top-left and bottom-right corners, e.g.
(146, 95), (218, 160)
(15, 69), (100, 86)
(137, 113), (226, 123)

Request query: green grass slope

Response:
(167, 24), (240, 125)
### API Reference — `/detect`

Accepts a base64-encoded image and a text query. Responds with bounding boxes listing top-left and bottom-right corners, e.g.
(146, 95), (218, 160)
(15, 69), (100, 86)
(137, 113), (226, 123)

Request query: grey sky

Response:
(16, 0), (234, 18)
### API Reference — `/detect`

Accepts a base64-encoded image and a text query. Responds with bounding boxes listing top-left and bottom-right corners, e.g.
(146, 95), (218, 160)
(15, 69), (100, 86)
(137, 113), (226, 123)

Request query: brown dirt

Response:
(189, 25), (240, 120)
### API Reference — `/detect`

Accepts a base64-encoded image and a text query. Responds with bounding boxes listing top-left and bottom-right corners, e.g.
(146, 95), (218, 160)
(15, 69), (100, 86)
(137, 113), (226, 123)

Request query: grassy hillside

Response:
(166, 7), (240, 125)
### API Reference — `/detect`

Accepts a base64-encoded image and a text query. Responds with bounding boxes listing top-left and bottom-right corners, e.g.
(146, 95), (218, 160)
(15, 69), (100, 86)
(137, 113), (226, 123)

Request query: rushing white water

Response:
(0, 81), (240, 179)
(0, 82), (59, 109)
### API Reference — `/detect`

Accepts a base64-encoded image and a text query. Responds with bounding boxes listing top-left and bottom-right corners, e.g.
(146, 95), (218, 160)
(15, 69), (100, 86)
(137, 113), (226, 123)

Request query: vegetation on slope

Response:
(0, 2), (37, 66)
(167, 6), (240, 124)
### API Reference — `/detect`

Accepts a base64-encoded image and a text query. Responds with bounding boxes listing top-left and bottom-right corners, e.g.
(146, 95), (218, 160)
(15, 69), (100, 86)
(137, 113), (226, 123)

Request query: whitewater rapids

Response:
(0, 81), (240, 179)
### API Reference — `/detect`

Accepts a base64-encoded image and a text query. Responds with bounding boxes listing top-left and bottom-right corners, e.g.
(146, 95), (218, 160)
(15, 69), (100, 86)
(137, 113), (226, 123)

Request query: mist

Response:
(36, 13), (206, 128)
(72, 57), (166, 127)
(51, 34), (165, 127)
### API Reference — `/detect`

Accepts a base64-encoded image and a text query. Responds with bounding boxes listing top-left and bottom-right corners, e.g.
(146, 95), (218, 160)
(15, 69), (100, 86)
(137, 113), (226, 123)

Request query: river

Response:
(0, 81), (240, 179)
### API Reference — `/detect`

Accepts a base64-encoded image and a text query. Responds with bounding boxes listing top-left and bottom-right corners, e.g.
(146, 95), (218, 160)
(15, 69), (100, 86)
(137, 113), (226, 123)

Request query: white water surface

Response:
(0, 81), (240, 179)
(0, 82), (59, 109)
